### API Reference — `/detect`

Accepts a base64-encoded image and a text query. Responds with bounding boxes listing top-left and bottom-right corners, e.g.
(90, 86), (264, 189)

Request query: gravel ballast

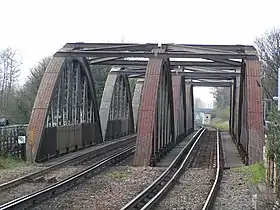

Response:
(0, 164), (44, 184)
(31, 166), (166, 210)
(213, 169), (253, 210)
(0, 166), (85, 205)
(155, 168), (215, 210)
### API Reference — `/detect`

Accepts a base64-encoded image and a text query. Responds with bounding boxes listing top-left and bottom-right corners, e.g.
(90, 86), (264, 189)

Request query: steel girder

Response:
(55, 50), (256, 60)
(134, 49), (175, 166)
(27, 57), (102, 162)
(111, 70), (239, 79)
(172, 73), (187, 142)
(89, 59), (240, 69)
(55, 43), (257, 69)
(132, 79), (144, 131)
(99, 67), (135, 141)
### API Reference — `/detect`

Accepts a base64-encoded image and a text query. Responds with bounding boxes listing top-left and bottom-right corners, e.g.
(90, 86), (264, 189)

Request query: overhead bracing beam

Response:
(111, 70), (239, 76)
(54, 50), (257, 60)
(191, 82), (232, 87)
(63, 42), (256, 53)
(89, 59), (241, 69)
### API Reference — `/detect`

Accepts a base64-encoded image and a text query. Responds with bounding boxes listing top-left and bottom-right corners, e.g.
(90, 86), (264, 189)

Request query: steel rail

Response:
(201, 129), (222, 210)
(0, 134), (136, 191)
(120, 127), (206, 210)
(0, 146), (135, 210)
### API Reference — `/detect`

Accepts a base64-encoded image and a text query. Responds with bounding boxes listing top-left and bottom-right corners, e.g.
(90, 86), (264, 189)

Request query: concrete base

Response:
(221, 132), (244, 168)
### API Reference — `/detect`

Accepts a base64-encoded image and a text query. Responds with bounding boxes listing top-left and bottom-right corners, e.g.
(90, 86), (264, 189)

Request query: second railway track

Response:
(0, 135), (136, 210)
(121, 127), (223, 210)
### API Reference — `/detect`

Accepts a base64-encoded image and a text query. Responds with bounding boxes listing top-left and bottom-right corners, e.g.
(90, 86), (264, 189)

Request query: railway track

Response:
(121, 127), (222, 210)
(0, 135), (136, 210)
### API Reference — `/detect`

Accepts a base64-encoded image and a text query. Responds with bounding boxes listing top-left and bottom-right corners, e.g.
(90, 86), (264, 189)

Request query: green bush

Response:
(210, 118), (229, 131)
(0, 156), (28, 169)
(233, 162), (266, 185)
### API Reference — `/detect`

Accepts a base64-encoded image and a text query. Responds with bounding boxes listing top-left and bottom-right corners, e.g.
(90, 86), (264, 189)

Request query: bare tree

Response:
(14, 56), (51, 123)
(0, 47), (21, 116)
(254, 28), (280, 98)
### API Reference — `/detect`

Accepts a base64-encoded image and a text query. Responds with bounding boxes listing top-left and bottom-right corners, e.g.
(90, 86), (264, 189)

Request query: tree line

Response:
(213, 27), (280, 110)
(0, 53), (113, 124)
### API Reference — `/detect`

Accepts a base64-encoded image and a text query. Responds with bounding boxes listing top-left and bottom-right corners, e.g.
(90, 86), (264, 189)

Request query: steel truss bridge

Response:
(24, 42), (263, 166)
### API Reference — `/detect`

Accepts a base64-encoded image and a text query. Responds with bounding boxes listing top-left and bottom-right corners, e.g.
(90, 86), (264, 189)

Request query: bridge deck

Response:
(221, 132), (243, 168)
(42, 135), (135, 167)
(156, 131), (197, 167)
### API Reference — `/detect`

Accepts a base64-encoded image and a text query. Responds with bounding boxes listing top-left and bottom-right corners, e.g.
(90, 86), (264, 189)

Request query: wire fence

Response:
(0, 124), (28, 160)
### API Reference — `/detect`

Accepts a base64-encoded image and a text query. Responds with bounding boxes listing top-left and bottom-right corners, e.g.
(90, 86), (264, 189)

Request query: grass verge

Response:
(210, 118), (229, 131)
(0, 155), (28, 169)
(106, 171), (128, 180)
(233, 162), (266, 185)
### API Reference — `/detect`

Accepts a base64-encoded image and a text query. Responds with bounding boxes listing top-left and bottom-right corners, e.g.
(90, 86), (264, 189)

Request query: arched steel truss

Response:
(46, 59), (98, 127)
(134, 52), (175, 166)
(172, 75), (187, 142)
(185, 81), (195, 132)
(27, 57), (102, 162)
(99, 67), (134, 141)
(132, 79), (144, 131)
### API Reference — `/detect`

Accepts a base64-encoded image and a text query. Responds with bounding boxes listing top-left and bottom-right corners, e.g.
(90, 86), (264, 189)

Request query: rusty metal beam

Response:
(111, 69), (239, 77)
(191, 82), (232, 87)
(64, 43), (158, 51)
(89, 59), (241, 68)
(63, 43), (256, 53)
(54, 50), (257, 60)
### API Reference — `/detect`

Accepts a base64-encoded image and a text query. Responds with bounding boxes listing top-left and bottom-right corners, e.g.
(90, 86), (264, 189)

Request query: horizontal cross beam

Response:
(190, 82), (233, 87)
(64, 43), (158, 51)
(54, 50), (257, 60)
(89, 59), (241, 68)
(63, 42), (256, 53)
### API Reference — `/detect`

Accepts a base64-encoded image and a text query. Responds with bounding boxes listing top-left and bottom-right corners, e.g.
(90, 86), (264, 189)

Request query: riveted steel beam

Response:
(110, 70), (239, 78)
(191, 82), (232, 87)
(63, 43), (256, 54)
(64, 43), (159, 51)
(54, 50), (256, 60)
(89, 59), (241, 68)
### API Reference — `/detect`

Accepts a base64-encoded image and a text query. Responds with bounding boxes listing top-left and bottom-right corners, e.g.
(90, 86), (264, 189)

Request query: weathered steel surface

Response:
(172, 72), (186, 142)
(185, 81), (194, 132)
(27, 57), (102, 162)
(134, 49), (175, 166)
(99, 67), (134, 141)
(245, 60), (264, 164)
(27, 42), (264, 166)
(132, 79), (144, 131)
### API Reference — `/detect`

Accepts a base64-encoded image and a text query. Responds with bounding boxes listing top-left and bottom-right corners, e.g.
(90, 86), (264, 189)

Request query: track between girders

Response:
(121, 128), (222, 210)
(0, 135), (136, 210)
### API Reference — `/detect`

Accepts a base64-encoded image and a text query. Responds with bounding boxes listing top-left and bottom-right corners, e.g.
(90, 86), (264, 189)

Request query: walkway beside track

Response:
(156, 131), (197, 167)
(221, 132), (243, 168)
(42, 134), (136, 167)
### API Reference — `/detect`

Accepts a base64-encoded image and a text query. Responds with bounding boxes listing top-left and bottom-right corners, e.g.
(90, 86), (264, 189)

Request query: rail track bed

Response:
(30, 166), (166, 210)
(0, 136), (136, 209)
(121, 127), (222, 210)
(155, 129), (219, 210)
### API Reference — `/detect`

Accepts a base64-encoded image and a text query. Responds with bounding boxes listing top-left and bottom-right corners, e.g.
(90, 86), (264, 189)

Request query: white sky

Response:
(1, 0), (280, 106)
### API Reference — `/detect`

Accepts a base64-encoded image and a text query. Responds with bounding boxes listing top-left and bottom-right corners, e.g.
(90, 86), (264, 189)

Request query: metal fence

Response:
(0, 124), (28, 160)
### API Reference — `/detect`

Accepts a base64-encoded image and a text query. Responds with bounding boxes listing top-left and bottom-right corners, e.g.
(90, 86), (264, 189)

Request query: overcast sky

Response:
(1, 0), (280, 106)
